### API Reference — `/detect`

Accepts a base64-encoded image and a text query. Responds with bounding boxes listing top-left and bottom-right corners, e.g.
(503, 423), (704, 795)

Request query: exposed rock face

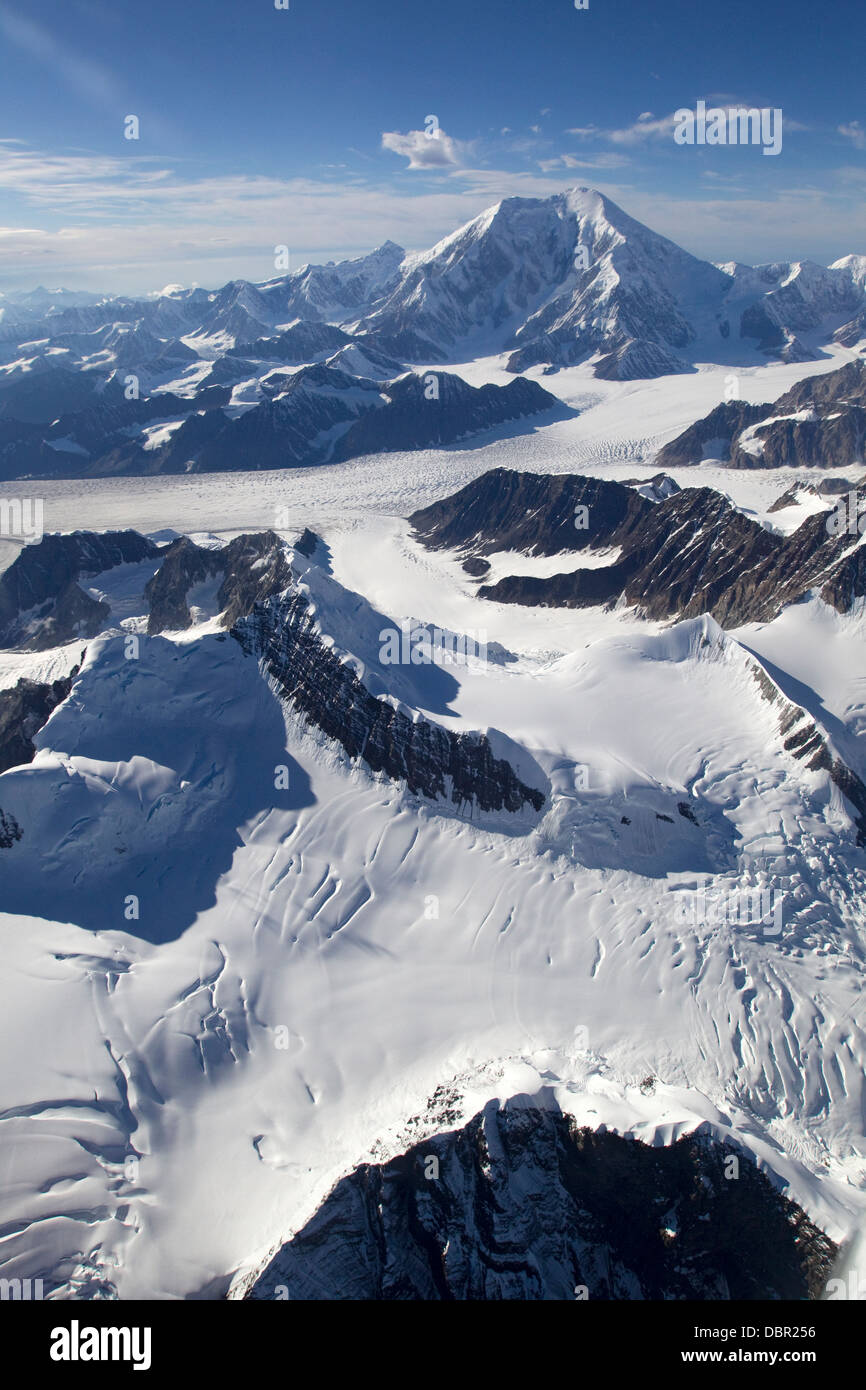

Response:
(243, 1098), (836, 1301)
(738, 262), (863, 355)
(768, 486), (811, 512)
(733, 409), (866, 471)
(3, 195), (865, 479)
(0, 531), (160, 650)
(294, 528), (321, 559)
(0, 528), (300, 650)
(2, 193), (866, 481)
(835, 306), (866, 348)
(364, 189), (733, 381)
(229, 321), (352, 363)
(145, 531), (296, 634)
(273, 239), (405, 322)
(657, 359), (866, 471)
(0, 384), (234, 480)
(764, 480), (862, 515)
(410, 467), (650, 558)
(330, 373), (566, 460)
(144, 537), (221, 633)
(0, 807), (22, 849)
(411, 469), (866, 625)
(232, 589), (546, 815)
(773, 357), (866, 409)
(0, 666), (81, 773)
(750, 662), (866, 846)
(591, 339), (692, 381)
(462, 556), (491, 578)
(655, 400), (771, 468)
(738, 302), (815, 360)
(606, 488), (782, 625)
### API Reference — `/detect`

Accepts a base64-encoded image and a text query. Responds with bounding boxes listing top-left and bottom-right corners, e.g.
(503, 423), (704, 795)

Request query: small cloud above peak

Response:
(381, 128), (468, 171)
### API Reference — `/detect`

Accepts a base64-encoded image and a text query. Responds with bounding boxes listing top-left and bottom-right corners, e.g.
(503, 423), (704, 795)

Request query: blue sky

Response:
(0, 0), (863, 292)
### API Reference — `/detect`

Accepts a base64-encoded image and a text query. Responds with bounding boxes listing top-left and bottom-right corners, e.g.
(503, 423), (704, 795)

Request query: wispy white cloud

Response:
(0, 3), (124, 109)
(539, 153), (631, 172)
(568, 107), (809, 148)
(542, 153), (631, 173)
(566, 114), (677, 144)
(0, 140), (862, 293)
(606, 113), (680, 144)
(0, 146), (175, 208)
(381, 128), (469, 171)
(838, 121), (866, 150)
(0, 3), (176, 145)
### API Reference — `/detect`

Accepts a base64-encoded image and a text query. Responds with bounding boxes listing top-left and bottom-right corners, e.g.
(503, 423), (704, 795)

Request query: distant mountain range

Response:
(0, 186), (864, 479)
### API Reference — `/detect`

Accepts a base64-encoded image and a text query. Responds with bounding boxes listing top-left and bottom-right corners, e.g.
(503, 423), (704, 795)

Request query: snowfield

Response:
(0, 351), (864, 1299)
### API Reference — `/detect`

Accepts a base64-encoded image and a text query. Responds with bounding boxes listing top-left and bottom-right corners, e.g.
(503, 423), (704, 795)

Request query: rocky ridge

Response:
(657, 359), (866, 471)
(410, 468), (866, 625)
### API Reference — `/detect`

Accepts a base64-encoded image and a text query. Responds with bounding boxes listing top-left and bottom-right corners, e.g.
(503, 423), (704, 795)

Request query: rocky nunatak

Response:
(243, 1097), (836, 1301)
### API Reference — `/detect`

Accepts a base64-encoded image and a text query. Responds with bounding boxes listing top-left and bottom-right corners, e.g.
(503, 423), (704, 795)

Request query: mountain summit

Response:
(360, 187), (732, 375)
(357, 187), (864, 374)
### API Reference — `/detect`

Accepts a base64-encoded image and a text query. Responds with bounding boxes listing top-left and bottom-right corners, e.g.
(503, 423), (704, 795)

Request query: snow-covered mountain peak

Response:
(831, 253), (866, 288)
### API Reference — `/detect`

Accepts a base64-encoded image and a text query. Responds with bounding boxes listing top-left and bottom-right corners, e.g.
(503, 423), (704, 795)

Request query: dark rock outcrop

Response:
(144, 537), (221, 633)
(412, 469), (866, 626)
(294, 528), (321, 559)
(0, 665), (81, 773)
(229, 321), (352, 363)
(765, 479), (863, 514)
(0, 807), (22, 848)
(0, 530), (160, 650)
(330, 373), (567, 460)
(835, 306), (866, 348)
(591, 338), (693, 381)
(619, 472), (681, 502)
(244, 1097), (836, 1301)
(657, 359), (866, 471)
(655, 400), (770, 468)
(750, 662), (866, 846)
(189, 369), (566, 476)
(462, 556), (491, 578)
(232, 589), (545, 815)
(146, 531), (295, 634)
(410, 467), (650, 558)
